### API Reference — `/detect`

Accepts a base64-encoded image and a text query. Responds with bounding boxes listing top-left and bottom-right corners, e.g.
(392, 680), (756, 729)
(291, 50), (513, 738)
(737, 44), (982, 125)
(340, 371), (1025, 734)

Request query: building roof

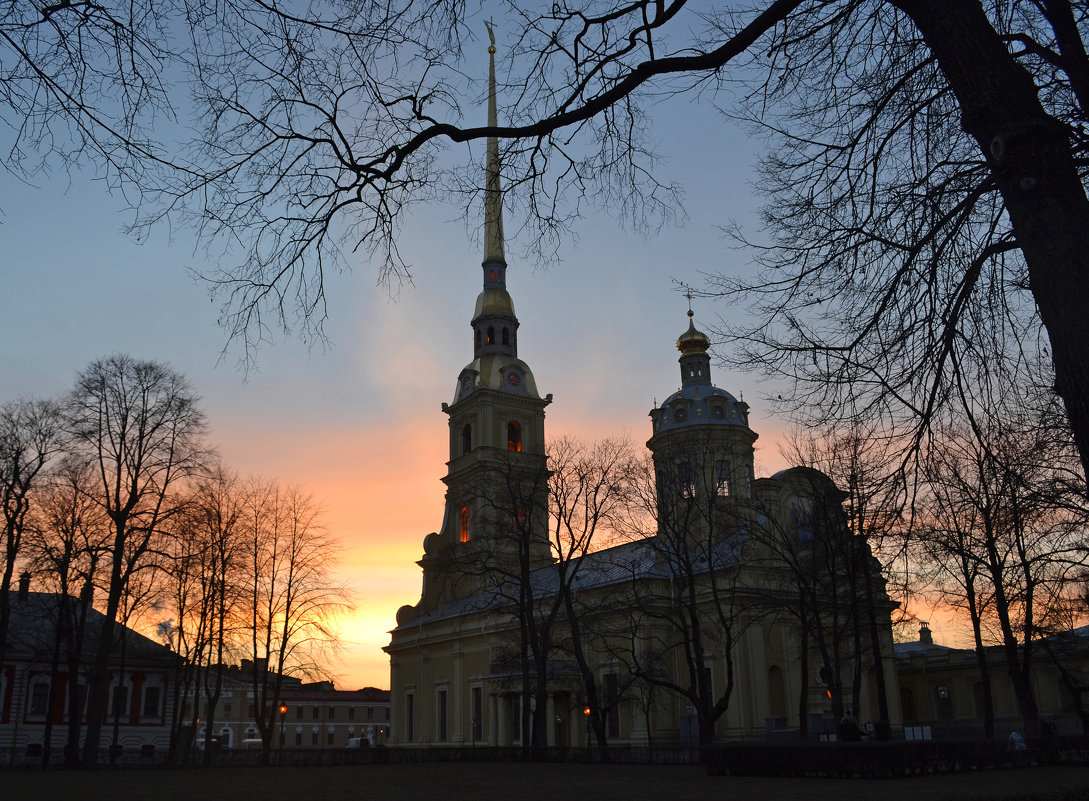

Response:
(4, 590), (177, 665)
(394, 532), (747, 631)
(280, 685), (389, 703)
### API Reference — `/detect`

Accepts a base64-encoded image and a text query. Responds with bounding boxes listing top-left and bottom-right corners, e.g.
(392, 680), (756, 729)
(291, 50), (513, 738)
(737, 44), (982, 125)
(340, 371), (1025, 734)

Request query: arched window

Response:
(475, 329), (481, 348)
(509, 504), (527, 533)
(459, 506), (470, 543)
(900, 687), (917, 722)
(507, 421), (522, 452)
(674, 407), (689, 423)
(486, 326), (495, 345)
(502, 327), (510, 346)
(462, 424), (472, 455)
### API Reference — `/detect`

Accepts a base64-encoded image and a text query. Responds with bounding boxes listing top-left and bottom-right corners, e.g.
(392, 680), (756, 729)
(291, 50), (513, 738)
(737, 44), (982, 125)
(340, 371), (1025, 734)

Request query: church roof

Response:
(392, 533), (747, 631)
(453, 354), (540, 402)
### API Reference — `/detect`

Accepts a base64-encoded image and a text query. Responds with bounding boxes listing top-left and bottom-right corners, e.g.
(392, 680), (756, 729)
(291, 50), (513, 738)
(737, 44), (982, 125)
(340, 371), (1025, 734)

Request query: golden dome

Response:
(676, 313), (710, 355)
(473, 288), (516, 319)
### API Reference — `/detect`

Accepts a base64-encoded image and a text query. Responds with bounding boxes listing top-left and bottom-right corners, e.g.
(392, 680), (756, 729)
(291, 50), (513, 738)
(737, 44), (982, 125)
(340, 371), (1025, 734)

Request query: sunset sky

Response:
(0, 31), (960, 690)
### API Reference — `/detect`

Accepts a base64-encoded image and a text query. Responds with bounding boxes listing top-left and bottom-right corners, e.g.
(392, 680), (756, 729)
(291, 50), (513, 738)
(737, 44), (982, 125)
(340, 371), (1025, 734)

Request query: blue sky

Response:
(0, 36), (867, 687)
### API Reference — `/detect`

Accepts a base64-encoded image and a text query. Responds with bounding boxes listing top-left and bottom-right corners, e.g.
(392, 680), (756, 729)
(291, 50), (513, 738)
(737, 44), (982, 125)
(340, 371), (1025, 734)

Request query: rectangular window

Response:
(312, 705), (319, 720)
(295, 704), (303, 719)
(437, 690), (448, 741)
(605, 673), (620, 739)
(715, 459), (731, 497)
(327, 728), (335, 746)
(366, 706), (373, 721)
(73, 683), (87, 718)
(385, 707), (390, 721)
(471, 687), (483, 742)
(311, 729), (318, 746)
(677, 462), (695, 499)
(142, 686), (161, 718)
(295, 729), (302, 746)
(405, 693), (415, 743)
(111, 684), (129, 719)
(348, 706), (355, 720)
(329, 705), (336, 720)
(223, 702), (232, 717)
(30, 680), (49, 715)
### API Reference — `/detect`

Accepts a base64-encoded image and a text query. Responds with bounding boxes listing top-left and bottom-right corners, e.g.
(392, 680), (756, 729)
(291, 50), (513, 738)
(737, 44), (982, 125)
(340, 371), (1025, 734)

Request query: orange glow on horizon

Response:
(210, 406), (796, 691)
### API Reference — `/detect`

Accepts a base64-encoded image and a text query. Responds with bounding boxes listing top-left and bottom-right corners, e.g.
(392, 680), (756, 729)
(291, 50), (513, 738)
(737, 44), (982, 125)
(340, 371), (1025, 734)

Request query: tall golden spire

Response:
(484, 21), (505, 265)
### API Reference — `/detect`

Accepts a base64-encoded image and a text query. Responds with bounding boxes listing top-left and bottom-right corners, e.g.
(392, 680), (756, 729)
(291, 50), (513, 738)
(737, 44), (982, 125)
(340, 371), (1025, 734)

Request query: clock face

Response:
(507, 372), (520, 386)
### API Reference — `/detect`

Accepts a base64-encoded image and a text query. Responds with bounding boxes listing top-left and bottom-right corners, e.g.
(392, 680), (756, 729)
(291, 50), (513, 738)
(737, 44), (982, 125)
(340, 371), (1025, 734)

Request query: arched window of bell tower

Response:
(475, 329), (481, 348)
(487, 326), (495, 345)
(462, 424), (472, 455)
(459, 506), (470, 543)
(507, 421), (522, 452)
(502, 327), (510, 346)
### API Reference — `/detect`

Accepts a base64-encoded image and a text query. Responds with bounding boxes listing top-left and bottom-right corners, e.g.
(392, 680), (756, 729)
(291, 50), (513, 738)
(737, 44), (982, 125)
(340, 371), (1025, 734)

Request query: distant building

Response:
(182, 666), (390, 749)
(0, 574), (176, 763)
(895, 622), (1089, 738)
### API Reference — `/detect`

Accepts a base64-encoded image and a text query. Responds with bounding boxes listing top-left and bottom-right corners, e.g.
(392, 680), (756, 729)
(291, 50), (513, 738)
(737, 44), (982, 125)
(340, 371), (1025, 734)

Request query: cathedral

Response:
(384, 38), (901, 751)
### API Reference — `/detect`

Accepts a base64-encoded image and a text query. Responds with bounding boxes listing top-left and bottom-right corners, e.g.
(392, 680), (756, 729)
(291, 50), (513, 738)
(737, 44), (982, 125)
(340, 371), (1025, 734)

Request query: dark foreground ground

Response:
(2, 762), (1086, 801)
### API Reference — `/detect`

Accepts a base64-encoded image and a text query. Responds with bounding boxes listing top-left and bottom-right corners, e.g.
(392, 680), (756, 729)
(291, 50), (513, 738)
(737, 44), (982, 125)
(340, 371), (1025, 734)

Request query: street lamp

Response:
(583, 706), (592, 759)
(278, 704), (288, 762)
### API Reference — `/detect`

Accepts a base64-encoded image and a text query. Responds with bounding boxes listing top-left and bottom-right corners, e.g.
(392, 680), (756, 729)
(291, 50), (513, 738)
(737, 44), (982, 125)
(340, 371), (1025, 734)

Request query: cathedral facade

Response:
(384, 39), (901, 751)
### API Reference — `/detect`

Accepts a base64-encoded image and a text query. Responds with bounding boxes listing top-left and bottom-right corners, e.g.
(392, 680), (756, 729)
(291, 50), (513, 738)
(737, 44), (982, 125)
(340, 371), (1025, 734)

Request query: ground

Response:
(1, 763), (1086, 801)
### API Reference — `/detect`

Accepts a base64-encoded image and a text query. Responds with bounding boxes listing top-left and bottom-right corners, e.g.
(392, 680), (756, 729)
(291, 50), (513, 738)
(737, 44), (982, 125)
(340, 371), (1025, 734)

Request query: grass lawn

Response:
(1, 762), (1086, 801)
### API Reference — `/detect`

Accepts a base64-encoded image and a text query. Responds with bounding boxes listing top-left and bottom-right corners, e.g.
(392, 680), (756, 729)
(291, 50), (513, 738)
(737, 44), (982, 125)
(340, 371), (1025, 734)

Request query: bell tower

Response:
(398, 27), (552, 624)
(647, 304), (758, 543)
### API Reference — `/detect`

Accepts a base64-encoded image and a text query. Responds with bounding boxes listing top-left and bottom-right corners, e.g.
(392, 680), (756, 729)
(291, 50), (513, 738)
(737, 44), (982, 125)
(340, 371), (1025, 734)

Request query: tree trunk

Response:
(894, 0), (1089, 489)
(82, 532), (126, 765)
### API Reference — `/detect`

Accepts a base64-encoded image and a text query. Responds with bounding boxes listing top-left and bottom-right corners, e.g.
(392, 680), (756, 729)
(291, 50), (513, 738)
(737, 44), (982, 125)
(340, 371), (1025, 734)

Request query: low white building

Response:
(1, 575), (177, 765)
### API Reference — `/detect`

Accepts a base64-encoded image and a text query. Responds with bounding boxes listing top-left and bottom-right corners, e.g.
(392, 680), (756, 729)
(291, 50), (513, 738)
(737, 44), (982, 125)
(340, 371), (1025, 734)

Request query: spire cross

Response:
(684, 289), (694, 318)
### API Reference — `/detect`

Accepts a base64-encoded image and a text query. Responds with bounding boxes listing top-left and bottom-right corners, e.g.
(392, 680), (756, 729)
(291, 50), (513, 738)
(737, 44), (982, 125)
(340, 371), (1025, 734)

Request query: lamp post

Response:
(278, 704), (287, 763)
(583, 706), (591, 760)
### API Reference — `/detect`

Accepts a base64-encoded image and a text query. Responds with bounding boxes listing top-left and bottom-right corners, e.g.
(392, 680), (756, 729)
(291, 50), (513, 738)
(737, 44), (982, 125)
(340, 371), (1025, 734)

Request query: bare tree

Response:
(778, 428), (908, 739)
(187, 465), (246, 766)
(0, 0), (195, 188)
(549, 436), (634, 759)
(450, 441), (552, 756)
(66, 354), (207, 764)
(442, 436), (632, 757)
(22, 456), (108, 766)
(611, 448), (750, 758)
(918, 384), (1089, 736)
(0, 397), (62, 673)
(152, 3), (1089, 492)
(11, 4), (1089, 482)
(238, 479), (346, 762)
